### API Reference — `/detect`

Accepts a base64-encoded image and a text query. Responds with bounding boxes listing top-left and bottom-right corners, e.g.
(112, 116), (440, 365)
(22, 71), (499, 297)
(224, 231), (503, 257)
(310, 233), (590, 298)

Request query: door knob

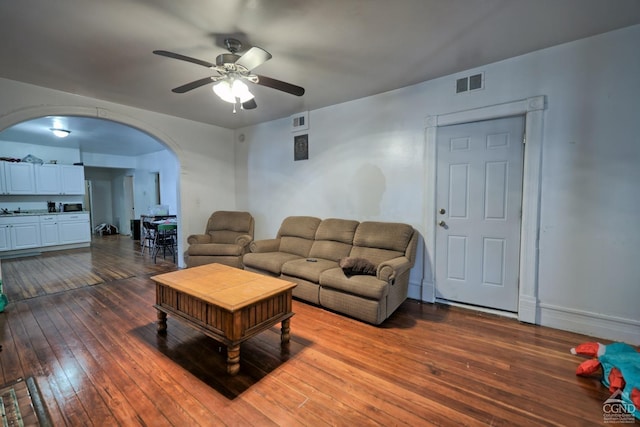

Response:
(438, 220), (447, 227)
(439, 208), (446, 214)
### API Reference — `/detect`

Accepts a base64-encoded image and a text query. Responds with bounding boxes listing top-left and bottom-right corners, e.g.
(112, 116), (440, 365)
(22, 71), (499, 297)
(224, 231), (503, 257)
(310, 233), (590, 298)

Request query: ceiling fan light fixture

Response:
(232, 79), (254, 103)
(213, 80), (236, 103)
(213, 79), (255, 104)
(51, 128), (71, 138)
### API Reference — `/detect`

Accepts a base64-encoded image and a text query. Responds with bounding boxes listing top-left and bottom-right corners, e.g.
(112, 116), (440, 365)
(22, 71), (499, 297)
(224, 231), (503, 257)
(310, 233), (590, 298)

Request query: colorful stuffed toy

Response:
(571, 341), (640, 420)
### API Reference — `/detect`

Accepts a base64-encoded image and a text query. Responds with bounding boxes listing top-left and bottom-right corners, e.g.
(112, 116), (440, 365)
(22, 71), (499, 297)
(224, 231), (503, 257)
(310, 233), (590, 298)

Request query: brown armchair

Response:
(184, 211), (254, 268)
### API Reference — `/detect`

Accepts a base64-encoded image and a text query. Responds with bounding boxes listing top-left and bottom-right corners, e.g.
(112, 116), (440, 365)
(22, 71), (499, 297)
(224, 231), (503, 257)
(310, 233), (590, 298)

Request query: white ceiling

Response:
(1, 0), (639, 156)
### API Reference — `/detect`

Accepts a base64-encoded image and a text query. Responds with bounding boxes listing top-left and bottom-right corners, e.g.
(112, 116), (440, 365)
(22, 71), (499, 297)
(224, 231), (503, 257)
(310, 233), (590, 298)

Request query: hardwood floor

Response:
(0, 235), (624, 426)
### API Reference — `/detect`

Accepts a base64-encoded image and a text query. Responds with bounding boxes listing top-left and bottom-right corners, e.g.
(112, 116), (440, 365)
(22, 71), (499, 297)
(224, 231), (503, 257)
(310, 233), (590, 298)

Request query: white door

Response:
(435, 116), (525, 312)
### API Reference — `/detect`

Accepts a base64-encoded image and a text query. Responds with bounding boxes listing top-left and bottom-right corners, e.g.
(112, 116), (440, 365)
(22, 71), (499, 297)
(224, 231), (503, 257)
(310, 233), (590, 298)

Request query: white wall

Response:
(84, 167), (116, 227)
(135, 150), (180, 217)
(0, 140), (80, 164)
(84, 149), (180, 238)
(236, 25), (640, 344)
(0, 78), (237, 268)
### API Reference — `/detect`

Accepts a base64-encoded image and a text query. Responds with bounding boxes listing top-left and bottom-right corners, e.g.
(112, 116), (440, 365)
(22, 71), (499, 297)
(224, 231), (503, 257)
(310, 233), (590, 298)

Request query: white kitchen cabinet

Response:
(39, 215), (60, 246)
(11, 222), (41, 249)
(60, 165), (85, 194)
(58, 213), (91, 244)
(0, 162), (6, 195)
(0, 222), (10, 251)
(0, 214), (90, 252)
(34, 164), (85, 195)
(4, 162), (35, 194)
(0, 216), (40, 250)
(35, 164), (61, 194)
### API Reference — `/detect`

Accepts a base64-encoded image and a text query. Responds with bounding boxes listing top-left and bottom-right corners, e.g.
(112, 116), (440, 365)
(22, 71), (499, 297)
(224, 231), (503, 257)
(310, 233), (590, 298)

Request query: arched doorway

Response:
(0, 106), (184, 265)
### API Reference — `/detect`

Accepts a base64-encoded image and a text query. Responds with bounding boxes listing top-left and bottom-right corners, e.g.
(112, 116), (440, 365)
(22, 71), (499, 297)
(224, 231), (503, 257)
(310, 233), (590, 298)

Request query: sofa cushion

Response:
(277, 216), (321, 256)
(277, 216), (321, 240)
(243, 252), (302, 275)
(308, 218), (359, 261)
(279, 236), (314, 257)
(353, 221), (414, 252)
(349, 221), (414, 265)
(282, 258), (339, 282)
(339, 257), (377, 277)
(187, 243), (243, 256)
(314, 218), (359, 243)
(349, 246), (404, 267)
(319, 267), (389, 300)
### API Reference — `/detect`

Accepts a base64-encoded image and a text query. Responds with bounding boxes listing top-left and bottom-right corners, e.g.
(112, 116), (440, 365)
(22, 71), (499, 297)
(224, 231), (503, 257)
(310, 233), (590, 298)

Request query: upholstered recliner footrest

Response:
(319, 267), (389, 300)
(187, 243), (244, 256)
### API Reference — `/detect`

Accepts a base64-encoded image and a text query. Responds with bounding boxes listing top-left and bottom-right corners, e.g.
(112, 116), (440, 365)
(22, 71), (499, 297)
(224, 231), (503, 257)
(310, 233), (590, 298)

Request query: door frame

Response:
(423, 96), (546, 324)
(123, 175), (134, 235)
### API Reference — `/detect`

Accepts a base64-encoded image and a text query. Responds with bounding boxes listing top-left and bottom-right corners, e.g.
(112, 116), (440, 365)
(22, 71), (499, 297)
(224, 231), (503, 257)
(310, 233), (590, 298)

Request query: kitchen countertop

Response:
(0, 210), (89, 217)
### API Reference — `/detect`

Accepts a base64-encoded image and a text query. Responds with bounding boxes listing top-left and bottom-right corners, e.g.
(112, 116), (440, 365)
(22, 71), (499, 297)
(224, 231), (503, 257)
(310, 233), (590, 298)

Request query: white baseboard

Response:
(407, 279), (434, 302)
(407, 279), (422, 300)
(539, 303), (640, 346)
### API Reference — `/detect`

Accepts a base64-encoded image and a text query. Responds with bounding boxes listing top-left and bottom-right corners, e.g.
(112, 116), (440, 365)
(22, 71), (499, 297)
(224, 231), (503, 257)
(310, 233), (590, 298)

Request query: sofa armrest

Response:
(249, 238), (280, 253)
(377, 256), (412, 283)
(187, 234), (212, 244)
(235, 234), (253, 248)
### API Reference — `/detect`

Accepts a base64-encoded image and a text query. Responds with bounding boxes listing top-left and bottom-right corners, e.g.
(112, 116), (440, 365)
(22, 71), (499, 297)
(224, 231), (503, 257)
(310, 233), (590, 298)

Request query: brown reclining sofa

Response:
(243, 216), (418, 325)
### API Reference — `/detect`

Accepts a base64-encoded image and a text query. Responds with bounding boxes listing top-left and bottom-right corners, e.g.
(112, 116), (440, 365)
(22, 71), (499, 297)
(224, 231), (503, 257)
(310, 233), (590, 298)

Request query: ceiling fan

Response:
(154, 38), (305, 112)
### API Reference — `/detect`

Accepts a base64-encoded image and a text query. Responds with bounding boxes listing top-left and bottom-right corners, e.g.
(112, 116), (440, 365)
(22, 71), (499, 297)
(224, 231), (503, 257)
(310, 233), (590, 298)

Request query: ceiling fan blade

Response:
(255, 75), (305, 96)
(153, 50), (215, 68)
(242, 99), (257, 110)
(236, 47), (272, 71)
(172, 76), (215, 93)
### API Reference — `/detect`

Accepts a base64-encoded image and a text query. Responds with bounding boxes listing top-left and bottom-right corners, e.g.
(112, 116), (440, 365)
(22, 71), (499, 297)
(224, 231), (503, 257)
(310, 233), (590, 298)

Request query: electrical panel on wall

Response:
(456, 73), (484, 94)
(291, 111), (309, 132)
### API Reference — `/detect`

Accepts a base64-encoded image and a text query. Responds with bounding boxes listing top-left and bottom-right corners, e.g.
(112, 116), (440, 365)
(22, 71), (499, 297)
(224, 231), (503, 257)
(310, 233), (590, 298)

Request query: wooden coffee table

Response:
(151, 263), (297, 375)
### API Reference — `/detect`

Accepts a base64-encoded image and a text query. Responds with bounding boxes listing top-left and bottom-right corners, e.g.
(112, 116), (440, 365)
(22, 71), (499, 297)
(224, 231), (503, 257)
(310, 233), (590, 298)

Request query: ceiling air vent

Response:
(456, 73), (484, 93)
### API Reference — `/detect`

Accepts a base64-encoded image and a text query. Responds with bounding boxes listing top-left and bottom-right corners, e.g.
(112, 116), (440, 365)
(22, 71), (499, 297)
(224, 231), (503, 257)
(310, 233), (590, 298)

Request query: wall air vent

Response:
(456, 72), (484, 94)
(291, 111), (309, 132)
(456, 77), (468, 93)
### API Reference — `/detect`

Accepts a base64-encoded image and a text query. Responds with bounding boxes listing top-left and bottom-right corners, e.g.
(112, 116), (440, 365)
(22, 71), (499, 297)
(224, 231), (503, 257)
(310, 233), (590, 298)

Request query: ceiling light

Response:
(213, 78), (255, 105)
(231, 80), (254, 103)
(51, 128), (71, 138)
(213, 80), (236, 103)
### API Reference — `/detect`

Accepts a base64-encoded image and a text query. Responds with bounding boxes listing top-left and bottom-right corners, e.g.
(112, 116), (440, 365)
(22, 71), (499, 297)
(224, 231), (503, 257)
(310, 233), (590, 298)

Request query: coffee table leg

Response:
(157, 310), (167, 334)
(227, 345), (240, 375)
(281, 318), (291, 345)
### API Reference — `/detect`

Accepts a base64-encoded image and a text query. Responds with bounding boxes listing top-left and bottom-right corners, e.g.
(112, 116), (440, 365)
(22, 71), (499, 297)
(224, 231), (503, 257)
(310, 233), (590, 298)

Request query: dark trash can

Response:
(131, 219), (141, 240)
